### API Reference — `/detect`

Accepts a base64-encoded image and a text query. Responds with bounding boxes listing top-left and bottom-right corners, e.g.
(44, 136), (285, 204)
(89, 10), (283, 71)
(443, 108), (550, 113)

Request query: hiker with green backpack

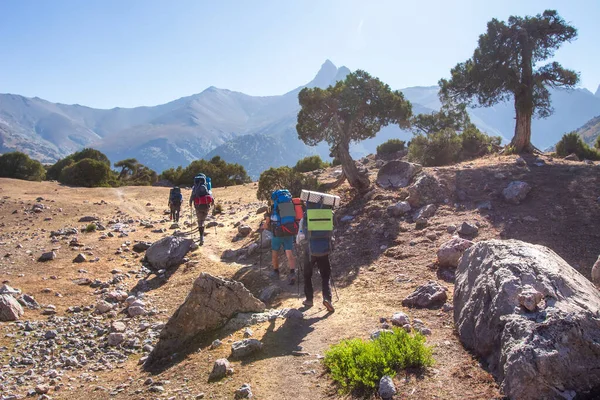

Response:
(263, 189), (300, 285)
(297, 190), (340, 313)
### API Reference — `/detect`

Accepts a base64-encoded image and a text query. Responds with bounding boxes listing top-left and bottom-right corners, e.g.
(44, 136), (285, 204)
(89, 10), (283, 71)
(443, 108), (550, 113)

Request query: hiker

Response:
(263, 189), (298, 285)
(189, 173), (213, 245)
(168, 186), (183, 222)
(297, 190), (340, 312)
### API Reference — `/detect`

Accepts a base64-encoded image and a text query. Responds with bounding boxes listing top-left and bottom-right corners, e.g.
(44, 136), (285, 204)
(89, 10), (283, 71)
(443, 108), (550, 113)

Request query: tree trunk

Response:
(511, 104), (533, 153)
(337, 140), (370, 192)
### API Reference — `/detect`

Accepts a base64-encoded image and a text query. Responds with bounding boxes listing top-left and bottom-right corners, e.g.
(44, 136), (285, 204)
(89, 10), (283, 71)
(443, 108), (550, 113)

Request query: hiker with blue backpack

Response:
(168, 186), (183, 222)
(263, 189), (301, 285)
(189, 173), (213, 245)
(297, 190), (340, 313)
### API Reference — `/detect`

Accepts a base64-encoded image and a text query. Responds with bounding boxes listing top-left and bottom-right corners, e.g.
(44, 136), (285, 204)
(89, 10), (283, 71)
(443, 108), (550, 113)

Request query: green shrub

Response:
(85, 223), (97, 232)
(59, 158), (112, 187)
(555, 132), (600, 160)
(331, 157), (342, 166)
(213, 203), (223, 215)
(594, 135), (600, 150)
(257, 166), (320, 201)
(160, 156), (250, 188)
(408, 128), (462, 166)
(0, 152), (46, 181)
(294, 155), (329, 173)
(461, 126), (501, 158)
(324, 328), (433, 394)
(47, 148), (110, 180)
(377, 139), (406, 155)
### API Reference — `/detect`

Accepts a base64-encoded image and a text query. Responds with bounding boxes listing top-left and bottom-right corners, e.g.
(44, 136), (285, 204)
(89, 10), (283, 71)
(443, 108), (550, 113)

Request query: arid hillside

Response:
(1, 152), (599, 400)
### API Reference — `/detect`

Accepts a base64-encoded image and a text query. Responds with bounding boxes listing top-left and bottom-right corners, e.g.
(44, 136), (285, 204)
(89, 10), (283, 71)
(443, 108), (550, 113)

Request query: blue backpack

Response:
(271, 189), (298, 237)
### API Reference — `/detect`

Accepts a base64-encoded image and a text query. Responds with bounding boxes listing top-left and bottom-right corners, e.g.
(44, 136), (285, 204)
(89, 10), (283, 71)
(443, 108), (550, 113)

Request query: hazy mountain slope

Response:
(575, 115), (600, 146)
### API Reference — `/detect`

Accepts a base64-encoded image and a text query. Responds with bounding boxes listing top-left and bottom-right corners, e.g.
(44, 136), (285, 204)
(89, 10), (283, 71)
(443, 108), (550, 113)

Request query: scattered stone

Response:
(0, 294), (24, 321)
(107, 332), (125, 346)
(379, 375), (396, 399)
(144, 236), (194, 271)
(446, 224), (456, 233)
(234, 383), (253, 399)
(390, 312), (409, 326)
(128, 305), (146, 317)
(44, 330), (57, 340)
(437, 237), (474, 268)
(515, 156), (526, 166)
(111, 321), (127, 333)
(209, 358), (232, 381)
(457, 222), (479, 237)
(415, 218), (428, 230)
(38, 251), (56, 262)
(406, 173), (446, 207)
(502, 181), (531, 205)
(133, 241), (153, 253)
(402, 281), (448, 308)
(210, 339), (223, 350)
(95, 300), (113, 314)
(259, 285), (281, 303)
(454, 239), (600, 400)
(0, 284), (20, 295)
(73, 253), (86, 263)
(564, 153), (579, 161)
(79, 216), (99, 222)
(476, 200), (492, 211)
(413, 204), (436, 220)
(243, 327), (253, 338)
(370, 329), (393, 340)
(238, 225), (252, 237)
(231, 339), (263, 359)
(146, 273), (265, 367)
(340, 215), (354, 223)
(35, 385), (50, 395)
(387, 201), (411, 217)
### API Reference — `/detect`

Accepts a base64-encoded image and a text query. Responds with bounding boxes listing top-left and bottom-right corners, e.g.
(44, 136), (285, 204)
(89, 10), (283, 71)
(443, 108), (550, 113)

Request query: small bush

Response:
(556, 132), (600, 160)
(294, 155), (328, 173)
(85, 223), (97, 232)
(331, 157), (342, 167)
(257, 166), (320, 201)
(377, 139), (406, 155)
(460, 126), (501, 158)
(47, 148), (110, 181)
(594, 135), (600, 150)
(324, 328), (433, 394)
(213, 203), (223, 215)
(408, 129), (462, 166)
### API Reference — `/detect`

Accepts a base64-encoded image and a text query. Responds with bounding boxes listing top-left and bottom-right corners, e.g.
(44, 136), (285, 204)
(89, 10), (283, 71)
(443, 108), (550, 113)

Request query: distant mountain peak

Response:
(307, 60), (341, 89)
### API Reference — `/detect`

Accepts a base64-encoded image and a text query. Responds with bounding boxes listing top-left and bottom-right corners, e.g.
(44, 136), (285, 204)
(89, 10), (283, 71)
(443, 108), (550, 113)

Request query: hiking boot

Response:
(288, 270), (296, 285)
(302, 299), (313, 307)
(323, 299), (335, 313)
(270, 269), (280, 279)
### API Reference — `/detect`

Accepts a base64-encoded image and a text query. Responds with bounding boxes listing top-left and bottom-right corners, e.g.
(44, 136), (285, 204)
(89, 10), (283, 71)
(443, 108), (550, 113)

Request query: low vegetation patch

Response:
(0, 152), (46, 181)
(160, 155), (250, 188)
(556, 132), (600, 160)
(377, 139), (406, 155)
(293, 155), (329, 173)
(85, 223), (97, 232)
(257, 166), (320, 200)
(324, 328), (434, 394)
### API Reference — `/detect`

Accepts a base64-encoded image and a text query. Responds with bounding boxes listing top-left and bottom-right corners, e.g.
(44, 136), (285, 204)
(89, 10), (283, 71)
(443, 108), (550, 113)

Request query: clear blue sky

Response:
(1, 0), (598, 109)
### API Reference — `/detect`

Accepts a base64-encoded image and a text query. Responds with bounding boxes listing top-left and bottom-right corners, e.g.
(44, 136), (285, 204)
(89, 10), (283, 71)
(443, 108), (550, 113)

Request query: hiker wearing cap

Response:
(168, 186), (183, 222)
(189, 173), (213, 245)
(264, 189), (298, 285)
(297, 190), (340, 313)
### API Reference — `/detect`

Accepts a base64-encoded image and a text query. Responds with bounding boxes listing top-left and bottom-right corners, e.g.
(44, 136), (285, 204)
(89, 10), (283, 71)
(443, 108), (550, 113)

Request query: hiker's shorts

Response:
(272, 236), (294, 251)
(194, 205), (209, 227)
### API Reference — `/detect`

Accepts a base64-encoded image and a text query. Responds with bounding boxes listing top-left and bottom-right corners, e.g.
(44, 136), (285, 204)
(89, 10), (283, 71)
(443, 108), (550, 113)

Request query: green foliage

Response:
(595, 135), (600, 150)
(376, 139), (406, 155)
(439, 10), (579, 151)
(59, 159), (112, 187)
(408, 104), (500, 166)
(257, 166), (320, 201)
(294, 155), (329, 173)
(0, 152), (46, 181)
(331, 157), (341, 167)
(297, 70), (412, 190)
(555, 132), (600, 160)
(408, 129), (462, 167)
(324, 328), (433, 394)
(85, 223), (97, 233)
(213, 203), (223, 215)
(114, 159), (158, 186)
(160, 156), (250, 188)
(47, 148), (110, 180)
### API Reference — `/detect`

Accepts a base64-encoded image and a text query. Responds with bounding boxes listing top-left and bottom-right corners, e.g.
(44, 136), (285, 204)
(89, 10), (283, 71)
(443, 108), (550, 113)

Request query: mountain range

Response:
(1, 60), (600, 178)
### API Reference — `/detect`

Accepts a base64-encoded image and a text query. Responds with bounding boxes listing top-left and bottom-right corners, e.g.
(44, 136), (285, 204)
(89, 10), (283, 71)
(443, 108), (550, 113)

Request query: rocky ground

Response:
(0, 152), (599, 400)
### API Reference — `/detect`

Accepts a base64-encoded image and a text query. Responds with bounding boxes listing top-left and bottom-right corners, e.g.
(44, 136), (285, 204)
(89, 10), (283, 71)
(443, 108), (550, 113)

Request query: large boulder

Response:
(144, 236), (194, 271)
(146, 273), (265, 367)
(0, 294), (24, 321)
(376, 161), (422, 189)
(406, 173), (446, 207)
(454, 240), (600, 399)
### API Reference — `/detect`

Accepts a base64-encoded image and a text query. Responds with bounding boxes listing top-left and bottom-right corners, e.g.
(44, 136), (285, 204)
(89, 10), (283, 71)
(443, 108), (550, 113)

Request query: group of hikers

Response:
(167, 174), (337, 312)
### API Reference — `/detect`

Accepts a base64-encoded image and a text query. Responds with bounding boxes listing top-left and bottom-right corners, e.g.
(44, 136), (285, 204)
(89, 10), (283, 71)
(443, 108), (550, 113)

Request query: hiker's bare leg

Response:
(285, 249), (295, 270)
(272, 251), (279, 270)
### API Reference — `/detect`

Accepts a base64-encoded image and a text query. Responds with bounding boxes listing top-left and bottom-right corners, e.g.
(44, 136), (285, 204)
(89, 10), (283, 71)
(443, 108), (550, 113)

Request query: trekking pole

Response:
(331, 275), (340, 302)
